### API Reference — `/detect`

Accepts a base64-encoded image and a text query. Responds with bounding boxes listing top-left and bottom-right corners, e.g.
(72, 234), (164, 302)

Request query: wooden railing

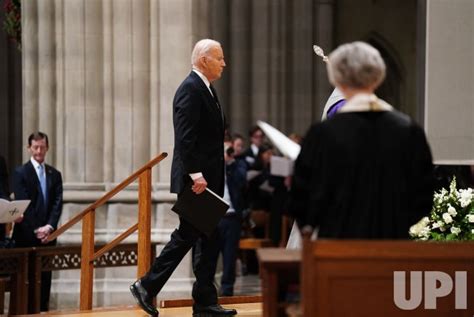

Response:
(46, 152), (167, 310)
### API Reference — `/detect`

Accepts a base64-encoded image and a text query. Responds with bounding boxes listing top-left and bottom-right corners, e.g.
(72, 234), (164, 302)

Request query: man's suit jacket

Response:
(0, 155), (8, 241)
(170, 71), (226, 196)
(0, 155), (8, 199)
(12, 161), (63, 247)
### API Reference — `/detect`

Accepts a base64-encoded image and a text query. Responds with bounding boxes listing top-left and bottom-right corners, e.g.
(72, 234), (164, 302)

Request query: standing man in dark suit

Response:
(130, 39), (237, 317)
(0, 155), (9, 242)
(13, 132), (63, 311)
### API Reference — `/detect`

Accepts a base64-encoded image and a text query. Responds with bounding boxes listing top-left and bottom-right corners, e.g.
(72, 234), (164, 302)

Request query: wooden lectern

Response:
(302, 239), (474, 316)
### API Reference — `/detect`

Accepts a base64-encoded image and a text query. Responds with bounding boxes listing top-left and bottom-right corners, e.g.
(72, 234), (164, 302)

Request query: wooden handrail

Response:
(47, 152), (167, 242)
(43, 152), (167, 311)
(93, 223), (139, 261)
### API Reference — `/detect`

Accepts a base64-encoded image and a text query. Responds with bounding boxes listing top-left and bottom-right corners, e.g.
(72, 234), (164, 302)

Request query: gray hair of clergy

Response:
(191, 39), (221, 67)
(327, 41), (386, 90)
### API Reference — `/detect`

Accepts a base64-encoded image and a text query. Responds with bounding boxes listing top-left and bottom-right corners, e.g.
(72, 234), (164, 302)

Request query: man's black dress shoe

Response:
(130, 280), (159, 317)
(193, 304), (237, 316)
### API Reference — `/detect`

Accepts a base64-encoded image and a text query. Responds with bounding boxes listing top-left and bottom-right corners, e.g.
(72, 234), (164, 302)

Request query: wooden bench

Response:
(0, 247), (31, 315)
(239, 238), (273, 249)
(301, 239), (474, 316)
(257, 248), (300, 317)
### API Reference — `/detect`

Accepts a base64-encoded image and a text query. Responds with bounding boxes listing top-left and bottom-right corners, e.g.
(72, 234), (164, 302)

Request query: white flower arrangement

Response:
(410, 177), (474, 241)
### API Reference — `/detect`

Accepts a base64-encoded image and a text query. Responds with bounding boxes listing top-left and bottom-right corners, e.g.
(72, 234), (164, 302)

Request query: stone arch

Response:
(365, 33), (406, 112)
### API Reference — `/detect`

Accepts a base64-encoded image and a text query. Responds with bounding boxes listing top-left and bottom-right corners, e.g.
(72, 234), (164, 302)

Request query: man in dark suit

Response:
(13, 132), (63, 311)
(239, 126), (264, 169)
(0, 155), (9, 242)
(130, 39), (237, 317)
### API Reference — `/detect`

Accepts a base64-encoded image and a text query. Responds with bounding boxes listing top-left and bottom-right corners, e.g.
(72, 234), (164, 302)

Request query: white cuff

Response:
(189, 172), (203, 180)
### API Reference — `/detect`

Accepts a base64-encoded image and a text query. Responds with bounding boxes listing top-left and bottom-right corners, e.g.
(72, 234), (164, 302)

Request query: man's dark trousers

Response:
(140, 217), (219, 306)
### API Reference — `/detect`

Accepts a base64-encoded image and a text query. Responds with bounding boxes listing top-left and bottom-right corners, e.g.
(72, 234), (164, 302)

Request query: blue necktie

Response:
(38, 164), (47, 204)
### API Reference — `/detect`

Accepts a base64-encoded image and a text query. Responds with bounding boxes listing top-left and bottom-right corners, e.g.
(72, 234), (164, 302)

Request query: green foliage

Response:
(2, 0), (21, 50)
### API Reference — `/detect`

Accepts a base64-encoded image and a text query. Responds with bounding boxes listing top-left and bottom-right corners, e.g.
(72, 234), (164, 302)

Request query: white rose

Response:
(468, 214), (474, 223)
(450, 226), (461, 235)
(459, 188), (473, 208)
(421, 217), (430, 226)
(409, 217), (430, 237)
(447, 205), (457, 217)
(442, 213), (453, 224)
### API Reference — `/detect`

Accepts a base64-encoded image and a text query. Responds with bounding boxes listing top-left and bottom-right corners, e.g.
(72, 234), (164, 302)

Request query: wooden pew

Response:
(257, 248), (301, 317)
(301, 239), (474, 316)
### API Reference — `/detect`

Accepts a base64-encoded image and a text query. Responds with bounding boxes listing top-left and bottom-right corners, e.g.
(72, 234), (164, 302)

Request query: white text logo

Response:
(393, 271), (467, 310)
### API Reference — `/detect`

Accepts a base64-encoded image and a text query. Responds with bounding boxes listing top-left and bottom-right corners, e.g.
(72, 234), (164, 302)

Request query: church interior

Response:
(0, 0), (473, 316)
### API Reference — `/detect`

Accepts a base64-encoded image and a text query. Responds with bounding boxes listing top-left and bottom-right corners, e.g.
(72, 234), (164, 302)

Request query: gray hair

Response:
(327, 41), (386, 90)
(191, 39), (221, 67)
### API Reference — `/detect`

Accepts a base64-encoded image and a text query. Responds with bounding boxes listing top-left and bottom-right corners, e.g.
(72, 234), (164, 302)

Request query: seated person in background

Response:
(231, 133), (245, 157)
(290, 41), (434, 239)
(210, 144), (248, 297)
(247, 143), (274, 219)
(247, 144), (288, 245)
(240, 126), (265, 169)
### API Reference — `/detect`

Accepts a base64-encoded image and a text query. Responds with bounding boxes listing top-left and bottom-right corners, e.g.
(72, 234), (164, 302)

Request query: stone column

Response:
(424, 0), (474, 164)
(228, 0), (251, 134)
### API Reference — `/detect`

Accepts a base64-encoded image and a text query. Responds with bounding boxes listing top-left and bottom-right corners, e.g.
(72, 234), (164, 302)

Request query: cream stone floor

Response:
(3, 275), (262, 316)
(18, 303), (262, 317)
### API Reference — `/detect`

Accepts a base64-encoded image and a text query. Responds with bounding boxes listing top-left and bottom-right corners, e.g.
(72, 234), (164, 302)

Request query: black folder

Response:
(171, 184), (229, 237)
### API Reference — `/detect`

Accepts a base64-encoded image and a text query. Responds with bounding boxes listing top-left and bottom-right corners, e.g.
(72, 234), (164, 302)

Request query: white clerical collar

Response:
(192, 69), (212, 94)
(338, 93), (393, 113)
(321, 88), (345, 120)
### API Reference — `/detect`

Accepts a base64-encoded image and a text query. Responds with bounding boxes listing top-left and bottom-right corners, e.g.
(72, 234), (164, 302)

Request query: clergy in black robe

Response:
(290, 42), (434, 239)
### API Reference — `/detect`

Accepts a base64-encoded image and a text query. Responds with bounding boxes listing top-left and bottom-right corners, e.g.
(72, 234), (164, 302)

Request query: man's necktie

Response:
(38, 164), (47, 204)
(209, 85), (224, 124)
(209, 85), (222, 112)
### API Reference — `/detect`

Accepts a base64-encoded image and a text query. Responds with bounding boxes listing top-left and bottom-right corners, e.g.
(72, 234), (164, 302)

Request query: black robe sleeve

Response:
(289, 123), (327, 229)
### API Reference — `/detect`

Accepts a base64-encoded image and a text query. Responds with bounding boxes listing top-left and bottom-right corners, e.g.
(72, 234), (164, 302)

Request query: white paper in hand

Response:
(270, 155), (294, 177)
(0, 199), (30, 223)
